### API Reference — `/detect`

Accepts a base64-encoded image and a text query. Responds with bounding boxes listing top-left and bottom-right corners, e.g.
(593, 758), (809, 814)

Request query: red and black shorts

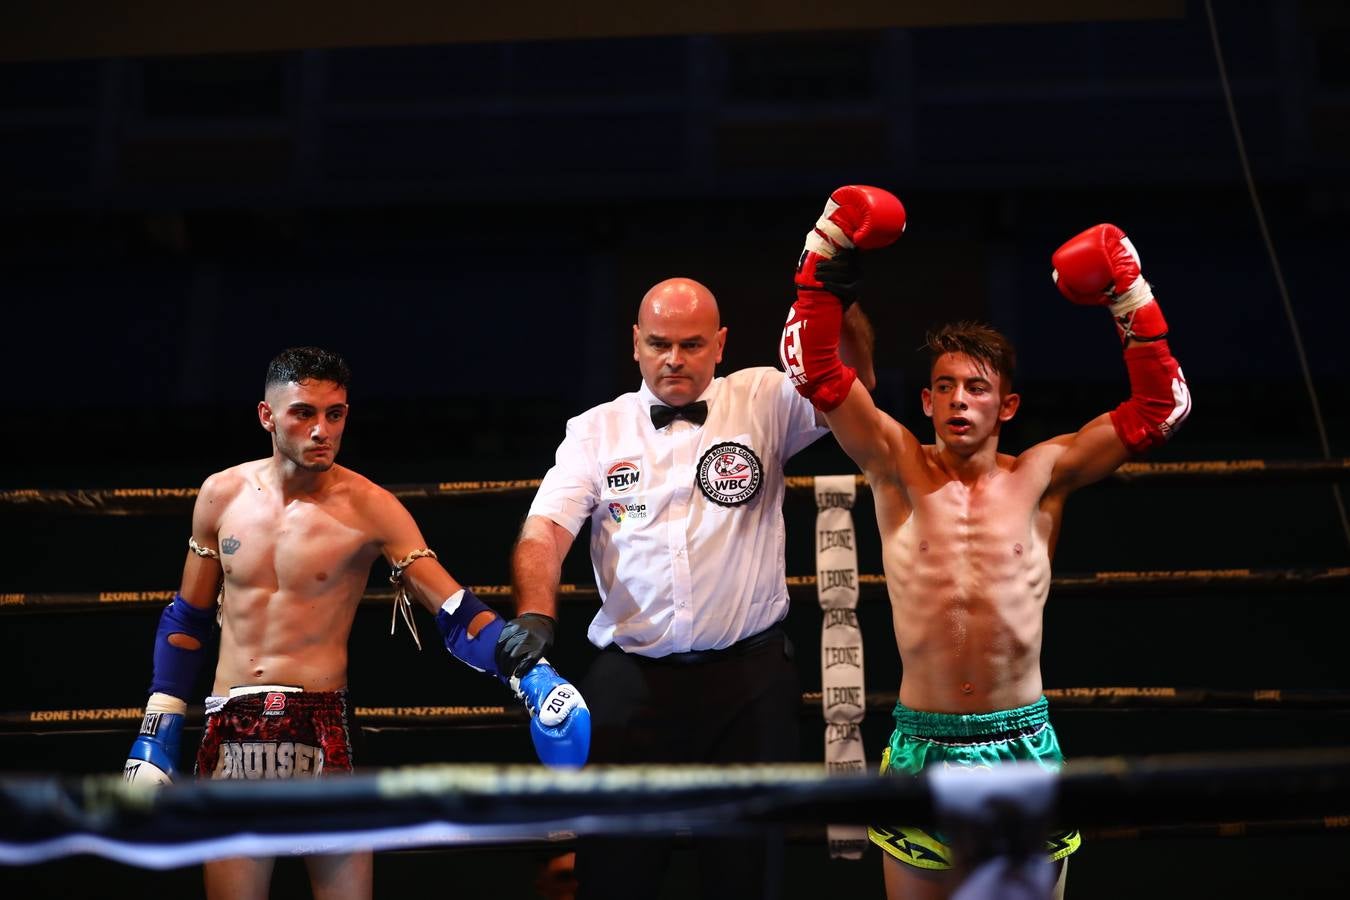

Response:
(195, 686), (354, 779)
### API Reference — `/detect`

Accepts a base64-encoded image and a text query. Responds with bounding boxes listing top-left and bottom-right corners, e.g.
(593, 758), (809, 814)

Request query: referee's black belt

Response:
(613, 624), (787, 666)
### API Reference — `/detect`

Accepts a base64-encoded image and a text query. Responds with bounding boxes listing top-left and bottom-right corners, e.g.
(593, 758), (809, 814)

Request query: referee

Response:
(503, 276), (875, 900)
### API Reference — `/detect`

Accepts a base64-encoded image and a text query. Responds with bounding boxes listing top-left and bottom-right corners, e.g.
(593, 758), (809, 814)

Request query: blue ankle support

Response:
(435, 588), (502, 675)
(149, 594), (215, 699)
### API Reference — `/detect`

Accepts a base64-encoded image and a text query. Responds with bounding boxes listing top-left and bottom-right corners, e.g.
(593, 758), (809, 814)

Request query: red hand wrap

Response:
(780, 287), (857, 412)
(1110, 339), (1191, 455)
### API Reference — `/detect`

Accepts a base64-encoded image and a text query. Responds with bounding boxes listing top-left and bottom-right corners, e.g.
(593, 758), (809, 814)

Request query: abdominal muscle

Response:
(880, 482), (1053, 714)
(212, 578), (365, 695)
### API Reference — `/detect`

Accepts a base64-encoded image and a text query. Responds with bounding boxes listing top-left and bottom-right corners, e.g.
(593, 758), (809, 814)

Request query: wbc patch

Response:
(604, 459), (641, 495)
(697, 442), (763, 507)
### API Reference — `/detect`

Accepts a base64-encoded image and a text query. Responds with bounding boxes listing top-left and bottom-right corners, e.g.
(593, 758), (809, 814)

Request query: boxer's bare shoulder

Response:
(199, 460), (269, 503)
(337, 469), (429, 551)
(190, 462), (265, 535)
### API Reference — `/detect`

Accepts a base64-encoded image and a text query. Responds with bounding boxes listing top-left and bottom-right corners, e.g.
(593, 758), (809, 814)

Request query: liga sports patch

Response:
(697, 442), (763, 506)
(607, 500), (649, 524)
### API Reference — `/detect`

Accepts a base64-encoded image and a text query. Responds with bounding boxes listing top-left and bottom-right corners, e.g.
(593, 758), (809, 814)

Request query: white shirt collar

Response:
(637, 376), (720, 411)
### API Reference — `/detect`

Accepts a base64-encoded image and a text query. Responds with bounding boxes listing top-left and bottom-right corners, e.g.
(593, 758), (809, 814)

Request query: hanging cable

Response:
(1203, 0), (1350, 552)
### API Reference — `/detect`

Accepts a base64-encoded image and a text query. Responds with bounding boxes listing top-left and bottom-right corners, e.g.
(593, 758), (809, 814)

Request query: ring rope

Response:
(0, 747), (1346, 867)
(2, 458), (1346, 514)
(4, 567), (1344, 614)
(6, 688), (1350, 735)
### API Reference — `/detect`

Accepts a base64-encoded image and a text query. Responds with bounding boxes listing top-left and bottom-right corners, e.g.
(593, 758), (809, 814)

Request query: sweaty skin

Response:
(876, 441), (1062, 713)
(829, 351), (1131, 714)
(179, 377), (472, 697)
(203, 461), (393, 693)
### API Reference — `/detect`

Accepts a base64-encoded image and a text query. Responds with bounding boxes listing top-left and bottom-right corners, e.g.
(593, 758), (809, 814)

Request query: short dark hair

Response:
(924, 322), (1016, 390)
(264, 347), (351, 393)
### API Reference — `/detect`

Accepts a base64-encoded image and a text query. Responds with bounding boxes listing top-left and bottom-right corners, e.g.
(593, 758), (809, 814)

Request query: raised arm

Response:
(780, 185), (913, 477)
(1045, 224), (1191, 494)
(839, 303), (877, 393)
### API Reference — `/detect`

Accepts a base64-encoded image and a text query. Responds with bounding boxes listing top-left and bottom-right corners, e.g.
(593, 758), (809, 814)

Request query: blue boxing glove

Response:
(511, 659), (591, 768)
(435, 588), (590, 767)
(123, 693), (186, 784)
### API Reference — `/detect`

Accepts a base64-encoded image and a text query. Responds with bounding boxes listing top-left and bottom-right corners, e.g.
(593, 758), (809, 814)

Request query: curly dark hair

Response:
(264, 347), (351, 393)
(923, 322), (1016, 390)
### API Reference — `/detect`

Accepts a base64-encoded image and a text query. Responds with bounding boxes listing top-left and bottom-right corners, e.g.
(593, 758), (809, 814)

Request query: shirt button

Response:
(676, 548), (686, 557)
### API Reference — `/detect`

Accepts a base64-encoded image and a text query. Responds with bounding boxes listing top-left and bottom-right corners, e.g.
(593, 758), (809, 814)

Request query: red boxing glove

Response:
(1052, 223), (1167, 345)
(795, 185), (907, 291)
(1053, 224), (1191, 453)
(783, 186), (905, 411)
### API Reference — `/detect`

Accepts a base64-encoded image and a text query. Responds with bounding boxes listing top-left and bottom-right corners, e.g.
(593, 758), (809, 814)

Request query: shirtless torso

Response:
(875, 442), (1064, 713)
(169, 375), (465, 701)
(841, 349), (1127, 714)
(200, 460), (390, 694)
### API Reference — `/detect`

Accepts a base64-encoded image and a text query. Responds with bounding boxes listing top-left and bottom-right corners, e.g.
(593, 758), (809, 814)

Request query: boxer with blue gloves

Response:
(124, 346), (589, 900)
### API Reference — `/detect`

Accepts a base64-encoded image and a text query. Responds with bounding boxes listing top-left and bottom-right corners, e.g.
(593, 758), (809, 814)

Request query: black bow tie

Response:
(650, 400), (708, 429)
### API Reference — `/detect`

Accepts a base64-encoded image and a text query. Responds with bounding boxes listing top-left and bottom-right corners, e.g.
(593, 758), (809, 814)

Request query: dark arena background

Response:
(2, 1), (1349, 897)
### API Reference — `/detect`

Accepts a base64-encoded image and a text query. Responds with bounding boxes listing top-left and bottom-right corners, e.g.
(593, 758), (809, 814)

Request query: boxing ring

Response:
(1, 460), (1348, 893)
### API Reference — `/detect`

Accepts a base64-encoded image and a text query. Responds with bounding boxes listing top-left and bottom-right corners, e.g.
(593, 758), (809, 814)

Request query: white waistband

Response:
(227, 684), (303, 698)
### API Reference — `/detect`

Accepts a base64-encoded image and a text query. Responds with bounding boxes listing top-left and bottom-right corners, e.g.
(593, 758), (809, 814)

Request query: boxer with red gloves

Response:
(779, 195), (1187, 900)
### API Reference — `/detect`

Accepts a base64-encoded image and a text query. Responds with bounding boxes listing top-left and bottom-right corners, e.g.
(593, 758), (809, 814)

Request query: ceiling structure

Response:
(1, 1), (1182, 62)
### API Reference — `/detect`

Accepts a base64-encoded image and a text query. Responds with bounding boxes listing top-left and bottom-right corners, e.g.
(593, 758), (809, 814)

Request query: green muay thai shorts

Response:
(867, 696), (1081, 870)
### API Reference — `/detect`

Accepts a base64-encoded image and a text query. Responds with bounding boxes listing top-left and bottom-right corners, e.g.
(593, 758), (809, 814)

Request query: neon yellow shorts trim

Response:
(868, 821), (1081, 871)
(867, 697), (1082, 870)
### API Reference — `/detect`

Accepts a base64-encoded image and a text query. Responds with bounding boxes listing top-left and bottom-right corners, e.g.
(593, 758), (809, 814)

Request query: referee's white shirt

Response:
(528, 366), (827, 657)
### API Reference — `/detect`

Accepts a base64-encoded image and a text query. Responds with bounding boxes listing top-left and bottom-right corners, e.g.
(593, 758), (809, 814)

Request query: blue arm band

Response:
(149, 593), (215, 699)
(435, 588), (503, 676)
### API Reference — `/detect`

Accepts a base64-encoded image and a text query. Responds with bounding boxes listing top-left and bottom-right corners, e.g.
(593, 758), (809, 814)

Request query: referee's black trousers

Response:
(574, 625), (800, 900)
